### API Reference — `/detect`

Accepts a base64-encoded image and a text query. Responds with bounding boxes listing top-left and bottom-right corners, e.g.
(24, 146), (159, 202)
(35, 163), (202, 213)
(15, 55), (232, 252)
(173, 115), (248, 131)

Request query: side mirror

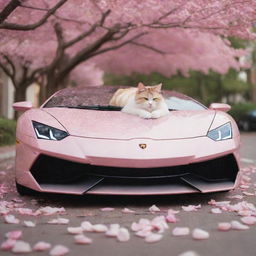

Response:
(209, 103), (231, 112)
(13, 101), (33, 112)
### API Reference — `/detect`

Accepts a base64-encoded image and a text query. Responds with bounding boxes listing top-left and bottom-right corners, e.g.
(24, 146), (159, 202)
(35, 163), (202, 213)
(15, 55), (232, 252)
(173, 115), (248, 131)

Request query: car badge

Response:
(139, 144), (147, 149)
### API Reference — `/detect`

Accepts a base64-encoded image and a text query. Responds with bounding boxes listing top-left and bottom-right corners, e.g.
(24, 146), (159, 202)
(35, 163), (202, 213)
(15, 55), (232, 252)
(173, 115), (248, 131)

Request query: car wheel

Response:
(16, 182), (36, 196)
(242, 121), (250, 131)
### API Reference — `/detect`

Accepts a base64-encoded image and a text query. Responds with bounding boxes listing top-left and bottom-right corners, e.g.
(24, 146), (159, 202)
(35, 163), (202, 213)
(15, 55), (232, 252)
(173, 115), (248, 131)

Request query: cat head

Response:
(135, 82), (163, 112)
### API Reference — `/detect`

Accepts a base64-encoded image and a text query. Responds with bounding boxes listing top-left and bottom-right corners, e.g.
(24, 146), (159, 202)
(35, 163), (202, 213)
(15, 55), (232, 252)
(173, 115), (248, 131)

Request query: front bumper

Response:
(15, 135), (240, 195)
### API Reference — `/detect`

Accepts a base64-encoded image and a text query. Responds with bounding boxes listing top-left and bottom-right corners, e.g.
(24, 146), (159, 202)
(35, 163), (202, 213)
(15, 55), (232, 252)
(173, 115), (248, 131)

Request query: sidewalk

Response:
(0, 145), (15, 161)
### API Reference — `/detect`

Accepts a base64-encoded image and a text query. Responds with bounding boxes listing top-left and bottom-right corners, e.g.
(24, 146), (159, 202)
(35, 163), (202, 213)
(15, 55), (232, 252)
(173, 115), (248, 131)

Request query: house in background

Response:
(0, 71), (40, 119)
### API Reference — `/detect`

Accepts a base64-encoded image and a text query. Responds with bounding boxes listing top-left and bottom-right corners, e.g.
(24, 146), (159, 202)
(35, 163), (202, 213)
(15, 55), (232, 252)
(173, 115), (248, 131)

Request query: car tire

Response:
(16, 182), (36, 196)
(242, 121), (250, 131)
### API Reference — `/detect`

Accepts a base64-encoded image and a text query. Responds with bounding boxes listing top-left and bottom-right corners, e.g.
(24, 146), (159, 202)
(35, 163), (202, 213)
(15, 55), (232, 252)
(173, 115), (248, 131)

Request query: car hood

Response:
(43, 108), (215, 140)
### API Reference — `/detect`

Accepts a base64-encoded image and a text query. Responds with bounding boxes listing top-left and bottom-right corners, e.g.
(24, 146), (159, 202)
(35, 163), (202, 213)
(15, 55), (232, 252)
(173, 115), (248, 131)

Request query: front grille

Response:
(30, 154), (239, 185)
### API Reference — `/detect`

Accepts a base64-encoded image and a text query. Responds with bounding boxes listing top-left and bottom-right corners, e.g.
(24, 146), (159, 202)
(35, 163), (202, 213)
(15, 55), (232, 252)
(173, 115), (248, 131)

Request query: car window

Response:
(43, 86), (206, 111)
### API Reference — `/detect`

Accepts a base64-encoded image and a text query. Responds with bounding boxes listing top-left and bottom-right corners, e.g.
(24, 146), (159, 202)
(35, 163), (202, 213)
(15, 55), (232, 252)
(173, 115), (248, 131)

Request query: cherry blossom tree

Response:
(0, 0), (255, 103)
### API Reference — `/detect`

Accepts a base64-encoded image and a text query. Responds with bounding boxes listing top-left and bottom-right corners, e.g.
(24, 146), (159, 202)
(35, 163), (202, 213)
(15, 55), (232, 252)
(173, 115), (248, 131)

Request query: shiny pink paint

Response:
(14, 101), (240, 196)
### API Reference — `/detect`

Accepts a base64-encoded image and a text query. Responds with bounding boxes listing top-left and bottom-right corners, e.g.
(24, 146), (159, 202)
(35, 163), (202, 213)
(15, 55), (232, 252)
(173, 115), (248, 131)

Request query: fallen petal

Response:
(149, 205), (161, 213)
(192, 229), (209, 240)
(50, 245), (69, 256)
(74, 234), (92, 244)
(166, 214), (177, 223)
(67, 227), (83, 234)
(178, 251), (200, 256)
(167, 209), (180, 215)
(145, 233), (163, 243)
(117, 228), (130, 242)
(92, 224), (108, 233)
(172, 227), (190, 236)
(48, 218), (69, 225)
(12, 241), (32, 253)
(231, 220), (249, 230)
(24, 221), (36, 227)
(240, 216), (256, 225)
(5, 230), (22, 240)
(100, 207), (115, 212)
(106, 224), (120, 237)
(1, 239), (16, 251)
(4, 215), (20, 224)
(210, 208), (222, 214)
(81, 221), (94, 232)
(33, 241), (51, 251)
(136, 230), (152, 238)
(122, 208), (135, 214)
(218, 222), (231, 231)
(182, 205), (201, 212)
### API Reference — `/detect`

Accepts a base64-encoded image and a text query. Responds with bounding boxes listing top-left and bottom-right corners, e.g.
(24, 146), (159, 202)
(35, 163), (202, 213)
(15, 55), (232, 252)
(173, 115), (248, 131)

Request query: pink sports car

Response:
(13, 86), (240, 196)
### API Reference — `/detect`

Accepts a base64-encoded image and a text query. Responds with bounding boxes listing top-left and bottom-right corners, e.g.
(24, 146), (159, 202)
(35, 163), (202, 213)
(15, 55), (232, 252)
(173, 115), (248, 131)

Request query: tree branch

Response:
(0, 0), (67, 30)
(0, 0), (21, 23)
(130, 42), (167, 54)
(63, 10), (111, 48)
(88, 32), (147, 58)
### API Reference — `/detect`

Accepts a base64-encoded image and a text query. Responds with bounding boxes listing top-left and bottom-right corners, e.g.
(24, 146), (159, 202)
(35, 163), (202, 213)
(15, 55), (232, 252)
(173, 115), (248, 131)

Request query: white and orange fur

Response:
(109, 82), (169, 119)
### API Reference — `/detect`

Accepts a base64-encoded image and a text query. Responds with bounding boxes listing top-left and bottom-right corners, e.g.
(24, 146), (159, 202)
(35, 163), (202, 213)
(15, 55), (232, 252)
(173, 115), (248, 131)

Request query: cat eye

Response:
(153, 98), (159, 101)
(143, 97), (149, 100)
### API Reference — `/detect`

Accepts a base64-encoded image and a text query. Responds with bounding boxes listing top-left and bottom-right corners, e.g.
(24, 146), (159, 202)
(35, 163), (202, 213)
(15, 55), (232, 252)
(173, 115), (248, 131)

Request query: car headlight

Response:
(207, 122), (232, 141)
(32, 121), (69, 140)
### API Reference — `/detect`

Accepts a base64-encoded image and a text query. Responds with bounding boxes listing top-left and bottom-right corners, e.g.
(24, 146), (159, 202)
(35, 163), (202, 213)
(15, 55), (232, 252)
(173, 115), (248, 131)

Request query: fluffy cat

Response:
(109, 82), (169, 119)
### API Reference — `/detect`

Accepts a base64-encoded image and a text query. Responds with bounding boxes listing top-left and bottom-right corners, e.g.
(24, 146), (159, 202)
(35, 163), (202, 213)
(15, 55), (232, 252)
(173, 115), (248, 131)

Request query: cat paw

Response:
(139, 112), (152, 119)
(151, 111), (161, 119)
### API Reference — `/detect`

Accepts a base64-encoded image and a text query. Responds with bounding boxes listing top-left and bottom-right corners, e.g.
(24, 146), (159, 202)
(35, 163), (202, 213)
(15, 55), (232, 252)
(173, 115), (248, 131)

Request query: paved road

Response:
(0, 133), (256, 256)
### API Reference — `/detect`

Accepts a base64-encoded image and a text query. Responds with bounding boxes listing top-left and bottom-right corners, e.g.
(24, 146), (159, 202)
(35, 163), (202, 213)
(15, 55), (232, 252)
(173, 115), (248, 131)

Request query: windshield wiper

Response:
(50, 105), (177, 111)
(52, 105), (122, 111)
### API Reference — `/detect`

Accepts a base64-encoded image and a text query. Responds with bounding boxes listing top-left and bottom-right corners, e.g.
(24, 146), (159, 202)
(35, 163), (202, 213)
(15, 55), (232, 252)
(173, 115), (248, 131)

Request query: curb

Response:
(0, 145), (15, 161)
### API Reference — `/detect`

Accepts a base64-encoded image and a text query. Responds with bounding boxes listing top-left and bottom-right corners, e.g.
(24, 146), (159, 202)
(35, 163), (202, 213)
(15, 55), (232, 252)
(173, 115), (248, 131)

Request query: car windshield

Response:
(43, 86), (206, 111)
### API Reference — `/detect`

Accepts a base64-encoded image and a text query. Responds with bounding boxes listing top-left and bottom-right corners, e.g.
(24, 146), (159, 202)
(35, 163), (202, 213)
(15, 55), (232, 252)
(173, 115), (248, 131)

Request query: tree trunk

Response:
(250, 68), (256, 103)
(197, 74), (207, 104)
(44, 72), (70, 100)
(14, 84), (27, 120)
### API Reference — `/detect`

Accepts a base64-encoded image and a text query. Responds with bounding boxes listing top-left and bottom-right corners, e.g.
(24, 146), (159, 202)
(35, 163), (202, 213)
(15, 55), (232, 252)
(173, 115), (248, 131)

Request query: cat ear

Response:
(153, 83), (162, 93)
(138, 82), (146, 92)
